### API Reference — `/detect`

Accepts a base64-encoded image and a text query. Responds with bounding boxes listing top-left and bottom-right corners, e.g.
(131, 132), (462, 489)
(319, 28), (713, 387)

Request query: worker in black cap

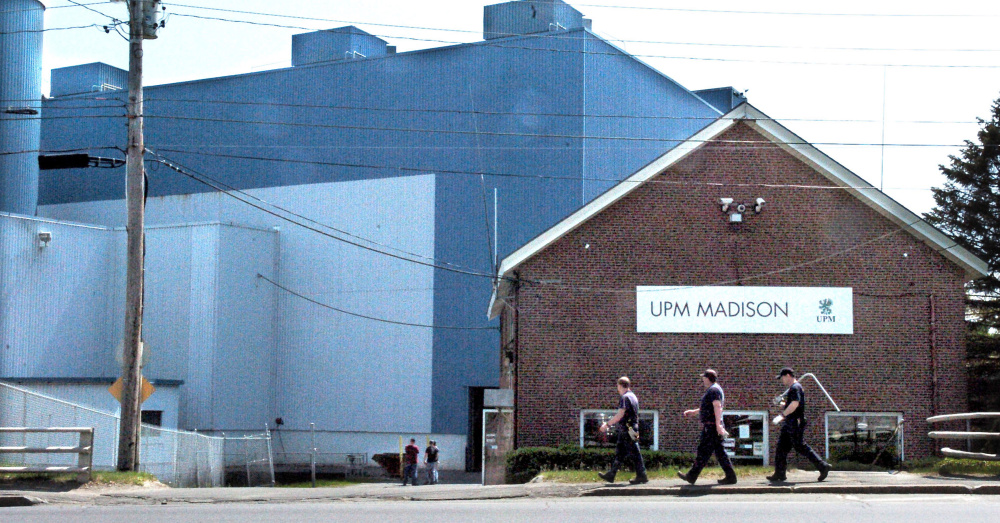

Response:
(597, 376), (648, 484)
(677, 369), (737, 485)
(767, 367), (830, 483)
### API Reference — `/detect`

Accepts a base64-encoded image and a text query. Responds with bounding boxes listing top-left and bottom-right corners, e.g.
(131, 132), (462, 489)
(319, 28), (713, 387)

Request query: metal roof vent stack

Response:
(292, 26), (389, 67)
(484, 0), (587, 40)
(0, 0), (46, 215)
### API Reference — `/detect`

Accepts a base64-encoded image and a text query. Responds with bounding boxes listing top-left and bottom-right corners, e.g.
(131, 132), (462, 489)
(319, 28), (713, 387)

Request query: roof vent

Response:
(484, 0), (587, 40)
(292, 26), (389, 66)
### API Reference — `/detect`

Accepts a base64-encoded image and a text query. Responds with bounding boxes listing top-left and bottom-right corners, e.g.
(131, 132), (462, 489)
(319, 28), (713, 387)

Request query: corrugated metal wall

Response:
(0, 214), (122, 377)
(36, 25), (722, 438)
(0, 0), (44, 216)
(50, 62), (128, 97)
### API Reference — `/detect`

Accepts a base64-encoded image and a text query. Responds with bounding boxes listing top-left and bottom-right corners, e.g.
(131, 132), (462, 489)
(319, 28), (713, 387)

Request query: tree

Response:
(925, 94), (1000, 411)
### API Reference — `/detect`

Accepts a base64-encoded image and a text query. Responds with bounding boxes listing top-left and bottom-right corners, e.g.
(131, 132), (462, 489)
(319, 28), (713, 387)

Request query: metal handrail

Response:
(799, 373), (841, 412)
(926, 412), (1000, 461)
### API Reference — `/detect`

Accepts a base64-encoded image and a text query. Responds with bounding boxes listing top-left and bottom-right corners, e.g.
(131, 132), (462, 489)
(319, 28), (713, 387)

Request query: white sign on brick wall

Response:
(636, 286), (853, 334)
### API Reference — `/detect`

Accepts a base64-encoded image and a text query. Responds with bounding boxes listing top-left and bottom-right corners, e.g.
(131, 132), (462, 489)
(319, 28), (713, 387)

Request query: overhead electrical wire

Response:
(163, 12), (1000, 69)
(145, 149), (500, 280)
(150, 147), (937, 193)
(256, 273), (497, 331)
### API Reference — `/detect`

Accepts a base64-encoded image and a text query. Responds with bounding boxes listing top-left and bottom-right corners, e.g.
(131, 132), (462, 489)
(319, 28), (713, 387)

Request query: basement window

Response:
(825, 411), (904, 467)
(580, 409), (659, 450)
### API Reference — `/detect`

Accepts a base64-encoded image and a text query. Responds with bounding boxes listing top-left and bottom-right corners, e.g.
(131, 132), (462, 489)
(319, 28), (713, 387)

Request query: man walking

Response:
(597, 376), (648, 484)
(677, 369), (737, 485)
(424, 439), (439, 485)
(402, 438), (420, 486)
(767, 367), (831, 483)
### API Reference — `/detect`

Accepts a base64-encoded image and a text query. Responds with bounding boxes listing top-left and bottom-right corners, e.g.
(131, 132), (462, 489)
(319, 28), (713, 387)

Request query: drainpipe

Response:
(929, 294), (938, 417)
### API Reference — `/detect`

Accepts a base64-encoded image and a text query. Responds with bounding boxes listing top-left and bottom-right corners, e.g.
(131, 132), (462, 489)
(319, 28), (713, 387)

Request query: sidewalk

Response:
(2, 471), (999, 507)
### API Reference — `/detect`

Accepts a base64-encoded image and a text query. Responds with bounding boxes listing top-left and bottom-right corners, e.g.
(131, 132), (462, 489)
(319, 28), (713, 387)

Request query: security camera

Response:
(37, 231), (52, 248)
(736, 203), (747, 213)
(719, 198), (733, 213)
(754, 198), (765, 213)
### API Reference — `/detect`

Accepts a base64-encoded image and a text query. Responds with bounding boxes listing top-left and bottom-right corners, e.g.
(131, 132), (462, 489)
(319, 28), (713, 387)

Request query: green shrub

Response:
(505, 445), (694, 484)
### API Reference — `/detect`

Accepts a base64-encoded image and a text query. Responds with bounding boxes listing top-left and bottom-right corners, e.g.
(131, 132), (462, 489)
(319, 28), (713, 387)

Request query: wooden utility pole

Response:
(117, 0), (147, 471)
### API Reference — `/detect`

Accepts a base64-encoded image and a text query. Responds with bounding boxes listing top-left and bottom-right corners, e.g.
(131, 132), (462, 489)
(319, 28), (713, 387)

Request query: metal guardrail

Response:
(0, 427), (94, 482)
(927, 412), (1000, 461)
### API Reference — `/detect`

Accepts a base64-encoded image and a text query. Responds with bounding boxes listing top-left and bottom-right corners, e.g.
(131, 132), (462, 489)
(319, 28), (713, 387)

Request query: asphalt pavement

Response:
(1, 470), (999, 507)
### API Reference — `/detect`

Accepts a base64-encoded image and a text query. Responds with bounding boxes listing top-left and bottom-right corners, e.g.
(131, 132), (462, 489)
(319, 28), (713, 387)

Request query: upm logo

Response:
(817, 298), (835, 323)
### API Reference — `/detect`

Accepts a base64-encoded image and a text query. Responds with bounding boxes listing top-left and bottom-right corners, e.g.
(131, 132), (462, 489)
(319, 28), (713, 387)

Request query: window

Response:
(721, 411), (769, 466)
(580, 410), (659, 450)
(825, 412), (903, 467)
(140, 410), (163, 427)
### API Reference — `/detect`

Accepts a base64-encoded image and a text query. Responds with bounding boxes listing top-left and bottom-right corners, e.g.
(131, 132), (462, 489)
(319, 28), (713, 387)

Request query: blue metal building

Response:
(4, 0), (742, 469)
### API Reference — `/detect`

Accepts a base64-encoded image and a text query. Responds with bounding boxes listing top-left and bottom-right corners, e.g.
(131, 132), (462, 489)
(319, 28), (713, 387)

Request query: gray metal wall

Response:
(37, 26), (722, 439)
(0, 214), (123, 378)
(0, 0), (44, 215)
(50, 62), (128, 97)
(40, 175), (437, 434)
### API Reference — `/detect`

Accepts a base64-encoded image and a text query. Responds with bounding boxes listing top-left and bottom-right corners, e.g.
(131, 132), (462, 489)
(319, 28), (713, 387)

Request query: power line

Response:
(0, 23), (103, 35)
(163, 12), (1000, 69)
(165, 3), (1000, 53)
(150, 147), (939, 193)
(575, 3), (1000, 18)
(257, 273), (497, 331)
(146, 149), (500, 281)
(139, 114), (974, 147)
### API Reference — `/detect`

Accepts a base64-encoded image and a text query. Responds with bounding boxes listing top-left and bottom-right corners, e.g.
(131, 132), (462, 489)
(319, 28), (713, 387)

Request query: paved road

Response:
(3, 495), (999, 522)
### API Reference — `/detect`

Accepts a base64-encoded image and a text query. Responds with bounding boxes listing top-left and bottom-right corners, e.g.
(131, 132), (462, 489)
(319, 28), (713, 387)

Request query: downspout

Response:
(512, 273), (520, 449)
(929, 294), (937, 417)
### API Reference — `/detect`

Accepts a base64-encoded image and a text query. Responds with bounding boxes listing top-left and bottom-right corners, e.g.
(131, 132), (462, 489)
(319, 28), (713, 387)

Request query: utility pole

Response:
(117, 0), (162, 472)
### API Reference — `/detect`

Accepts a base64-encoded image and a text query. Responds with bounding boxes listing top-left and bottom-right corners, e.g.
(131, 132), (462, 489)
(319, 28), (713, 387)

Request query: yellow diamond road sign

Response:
(108, 376), (155, 405)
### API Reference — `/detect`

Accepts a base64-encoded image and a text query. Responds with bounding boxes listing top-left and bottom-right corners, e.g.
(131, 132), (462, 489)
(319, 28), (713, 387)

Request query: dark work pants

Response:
(773, 418), (826, 477)
(608, 429), (646, 478)
(686, 425), (736, 481)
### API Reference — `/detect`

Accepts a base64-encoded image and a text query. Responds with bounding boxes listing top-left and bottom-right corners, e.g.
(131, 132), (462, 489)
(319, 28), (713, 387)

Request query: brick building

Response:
(487, 103), (989, 471)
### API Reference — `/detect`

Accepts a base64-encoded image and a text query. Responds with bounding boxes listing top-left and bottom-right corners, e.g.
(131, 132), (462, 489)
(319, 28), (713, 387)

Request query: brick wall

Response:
(508, 122), (969, 462)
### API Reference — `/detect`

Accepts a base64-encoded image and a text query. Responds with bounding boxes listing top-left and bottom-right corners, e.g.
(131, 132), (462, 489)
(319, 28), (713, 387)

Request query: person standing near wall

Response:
(597, 376), (648, 484)
(402, 438), (420, 486)
(424, 439), (439, 485)
(678, 369), (738, 485)
(767, 367), (830, 483)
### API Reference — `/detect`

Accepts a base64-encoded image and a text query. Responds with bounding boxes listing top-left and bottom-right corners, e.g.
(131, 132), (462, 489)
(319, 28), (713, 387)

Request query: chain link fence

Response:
(0, 381), (224, 487)
(223, 430), (276, 487)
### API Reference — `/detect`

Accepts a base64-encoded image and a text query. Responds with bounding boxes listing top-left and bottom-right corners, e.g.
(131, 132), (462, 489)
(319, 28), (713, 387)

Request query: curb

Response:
(581, 484), (995, 497)
(0, 495), (43, 507)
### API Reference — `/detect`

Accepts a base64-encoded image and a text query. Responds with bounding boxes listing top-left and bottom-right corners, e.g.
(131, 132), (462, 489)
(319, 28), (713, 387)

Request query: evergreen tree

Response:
(925, 95), (1000, 411)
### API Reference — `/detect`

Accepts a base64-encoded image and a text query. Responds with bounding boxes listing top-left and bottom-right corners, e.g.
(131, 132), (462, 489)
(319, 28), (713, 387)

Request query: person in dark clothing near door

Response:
(402, 438), (420, 486)
(424, 439), (439, 485)
(767, 367), (831, 483)
(677, 369), (737, 485)
(597, 376), (648, 484)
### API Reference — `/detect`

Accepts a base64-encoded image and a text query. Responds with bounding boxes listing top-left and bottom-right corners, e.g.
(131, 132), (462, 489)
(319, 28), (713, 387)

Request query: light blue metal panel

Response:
(0, 0), (44, 215)
(142, 225), (194, 383)
(180, 224), (219, 430)
(50, 62), (128, 97)
(484, 0), (585, 40)
(211, 224), (276, 430)
(0, 214), (123, 378)
(582, 33), (722, 201)
(694, 87), (746, 113)
(292, 26), (387, 66)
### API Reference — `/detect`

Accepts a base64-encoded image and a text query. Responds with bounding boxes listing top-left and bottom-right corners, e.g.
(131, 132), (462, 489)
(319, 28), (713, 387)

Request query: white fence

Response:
(0, 381), (224, 487)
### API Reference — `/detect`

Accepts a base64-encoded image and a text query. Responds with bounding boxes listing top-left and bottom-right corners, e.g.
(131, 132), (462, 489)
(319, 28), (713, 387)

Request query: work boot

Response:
(598, 471), (616, 483)
(676, 471), (695, 485)
(765, 473), (786, 483)
(717, 476), (737, 485)
(817, 462), (830, 482)
(629, 474), (649, 485)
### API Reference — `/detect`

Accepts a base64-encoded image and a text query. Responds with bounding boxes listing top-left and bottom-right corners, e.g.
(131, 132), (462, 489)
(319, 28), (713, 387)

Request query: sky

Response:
(37, 0), (1000, 217)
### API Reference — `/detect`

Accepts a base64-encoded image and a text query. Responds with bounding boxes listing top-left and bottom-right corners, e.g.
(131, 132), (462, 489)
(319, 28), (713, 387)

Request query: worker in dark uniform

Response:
(677, 369), (737, 485)
(597, 376), (648, 484)
(767, 367), (831, 483)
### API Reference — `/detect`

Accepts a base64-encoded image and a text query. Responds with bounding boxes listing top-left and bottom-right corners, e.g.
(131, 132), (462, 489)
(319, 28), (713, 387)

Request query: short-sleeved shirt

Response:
(404, 444), (419, 465)
(785, 382), (805, 420)
(699, 383), (725, 425)
(617, 390), (639, 431)
(426, 446), (439, 463)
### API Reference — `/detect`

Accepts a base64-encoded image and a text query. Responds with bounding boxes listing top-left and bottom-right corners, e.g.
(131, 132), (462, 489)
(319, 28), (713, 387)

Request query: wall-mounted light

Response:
(37, 231), (52, 248)
(718, 197), (767, 223)
(754, 198), (765, 213)
(719, 198), (733, 213)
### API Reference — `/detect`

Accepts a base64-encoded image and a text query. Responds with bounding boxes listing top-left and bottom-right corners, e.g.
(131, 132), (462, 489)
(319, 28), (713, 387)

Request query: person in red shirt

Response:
(402, 438), (420, 486)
